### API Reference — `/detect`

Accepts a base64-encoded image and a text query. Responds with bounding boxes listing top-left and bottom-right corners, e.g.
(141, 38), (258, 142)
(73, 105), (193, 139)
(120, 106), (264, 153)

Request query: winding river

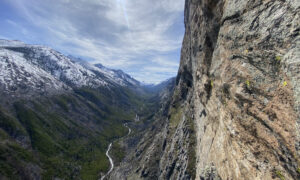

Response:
(100, 124), (131, 180)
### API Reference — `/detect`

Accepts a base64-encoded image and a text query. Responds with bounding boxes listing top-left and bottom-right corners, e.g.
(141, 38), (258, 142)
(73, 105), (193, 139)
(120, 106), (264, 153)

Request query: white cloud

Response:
(151, 56), (180, 67)
(4, 0), (185, 83)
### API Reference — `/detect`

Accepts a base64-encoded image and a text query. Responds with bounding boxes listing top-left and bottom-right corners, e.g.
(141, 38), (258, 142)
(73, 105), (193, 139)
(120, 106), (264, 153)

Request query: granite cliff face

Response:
(113, 0), (300, 179)
(182, 0), (300, 179)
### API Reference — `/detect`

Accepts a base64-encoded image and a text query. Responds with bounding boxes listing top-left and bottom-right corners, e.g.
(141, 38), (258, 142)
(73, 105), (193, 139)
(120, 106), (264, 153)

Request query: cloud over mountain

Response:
(0, 0), (185, 83)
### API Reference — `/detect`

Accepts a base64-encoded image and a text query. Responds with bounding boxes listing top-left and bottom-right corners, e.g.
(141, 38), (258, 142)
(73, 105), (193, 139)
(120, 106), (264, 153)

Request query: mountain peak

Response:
(0, 39), (26, 47)
(0, 40), (141, 98)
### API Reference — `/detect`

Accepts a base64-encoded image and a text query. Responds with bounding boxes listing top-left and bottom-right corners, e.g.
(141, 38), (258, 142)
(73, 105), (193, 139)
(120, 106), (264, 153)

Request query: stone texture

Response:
(182, 0), (300, 179)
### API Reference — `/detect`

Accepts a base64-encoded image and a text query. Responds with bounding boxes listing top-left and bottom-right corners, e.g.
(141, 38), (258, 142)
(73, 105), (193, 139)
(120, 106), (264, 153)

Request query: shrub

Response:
(275, 56), (281, 61)
(283, 81), (287, 87)
(245, 80), (250, 88)
(275, 171), (285, 180)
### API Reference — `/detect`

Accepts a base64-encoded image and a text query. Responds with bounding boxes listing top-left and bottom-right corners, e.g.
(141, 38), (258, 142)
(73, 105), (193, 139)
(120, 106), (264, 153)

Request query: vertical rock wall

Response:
(178, 0), (300, 179)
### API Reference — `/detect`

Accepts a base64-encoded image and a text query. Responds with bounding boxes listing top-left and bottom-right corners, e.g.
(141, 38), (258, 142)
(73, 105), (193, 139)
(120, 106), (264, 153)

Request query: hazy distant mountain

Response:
(68, 56), (140, 87)
(142, 77), (176, 94)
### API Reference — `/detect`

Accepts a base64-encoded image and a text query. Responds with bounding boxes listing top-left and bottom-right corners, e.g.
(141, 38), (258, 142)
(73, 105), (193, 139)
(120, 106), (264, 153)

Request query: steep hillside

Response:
(0, 88), (136, 179)
(109, 77), (177, 180)
(0, 40), (164, 179)
(114, 0), (300, 179)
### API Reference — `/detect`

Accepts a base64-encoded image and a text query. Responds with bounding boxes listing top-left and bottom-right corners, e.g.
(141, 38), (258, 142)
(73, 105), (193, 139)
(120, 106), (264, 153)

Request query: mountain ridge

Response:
(0, 39), (142, 99)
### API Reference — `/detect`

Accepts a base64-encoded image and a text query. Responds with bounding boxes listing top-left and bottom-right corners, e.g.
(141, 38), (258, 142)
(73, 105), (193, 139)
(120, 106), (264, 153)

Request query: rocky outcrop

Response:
(113, 0), (300, 179)
(181, 0), (300, 179)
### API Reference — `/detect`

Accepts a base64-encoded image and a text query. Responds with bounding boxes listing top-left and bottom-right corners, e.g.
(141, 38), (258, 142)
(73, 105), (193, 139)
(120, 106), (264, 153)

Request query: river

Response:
(100, 124), (131, 180)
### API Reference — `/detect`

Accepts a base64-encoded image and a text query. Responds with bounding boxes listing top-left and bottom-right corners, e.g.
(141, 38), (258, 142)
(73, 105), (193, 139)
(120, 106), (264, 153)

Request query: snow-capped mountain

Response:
(0, 39), (140, 97)
(94, 64), (140, 87)
(68, 56), (140, 87)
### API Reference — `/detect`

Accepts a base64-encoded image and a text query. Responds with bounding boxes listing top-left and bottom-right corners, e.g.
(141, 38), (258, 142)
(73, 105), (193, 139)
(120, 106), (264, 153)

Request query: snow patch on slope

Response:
(0, 40), (140, 97)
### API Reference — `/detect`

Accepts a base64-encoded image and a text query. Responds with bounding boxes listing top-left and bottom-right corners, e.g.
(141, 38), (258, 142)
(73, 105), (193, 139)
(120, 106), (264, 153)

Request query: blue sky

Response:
(0, 0), (185, 84)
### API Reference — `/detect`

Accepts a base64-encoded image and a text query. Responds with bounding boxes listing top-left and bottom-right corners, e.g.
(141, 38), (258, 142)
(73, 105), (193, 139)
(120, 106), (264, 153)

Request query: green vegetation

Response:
(0, 106), (26, 137)
(74, 87), (137, 121)
(80, 146), (109, 179)
(14, 102), (59, 156)
(275, 55), (281, 61)
(168, 98), (196, 179)
(0, 141), (36, 179)
(54, 95), (70, 112)
(245, 80), (251, 88)
(0, 129), (8, 140)
(0, 85), (156, 179)
(275, 170), (285, 180)
(186, 114), (196, 179)
(169, 106), (183, 129)
(12, 97), (129, 179)
(283, 81), (287, 87)
(7, 143), (35, 162)
(111, 142), (126, 166)
(297, 168), (300, 174)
